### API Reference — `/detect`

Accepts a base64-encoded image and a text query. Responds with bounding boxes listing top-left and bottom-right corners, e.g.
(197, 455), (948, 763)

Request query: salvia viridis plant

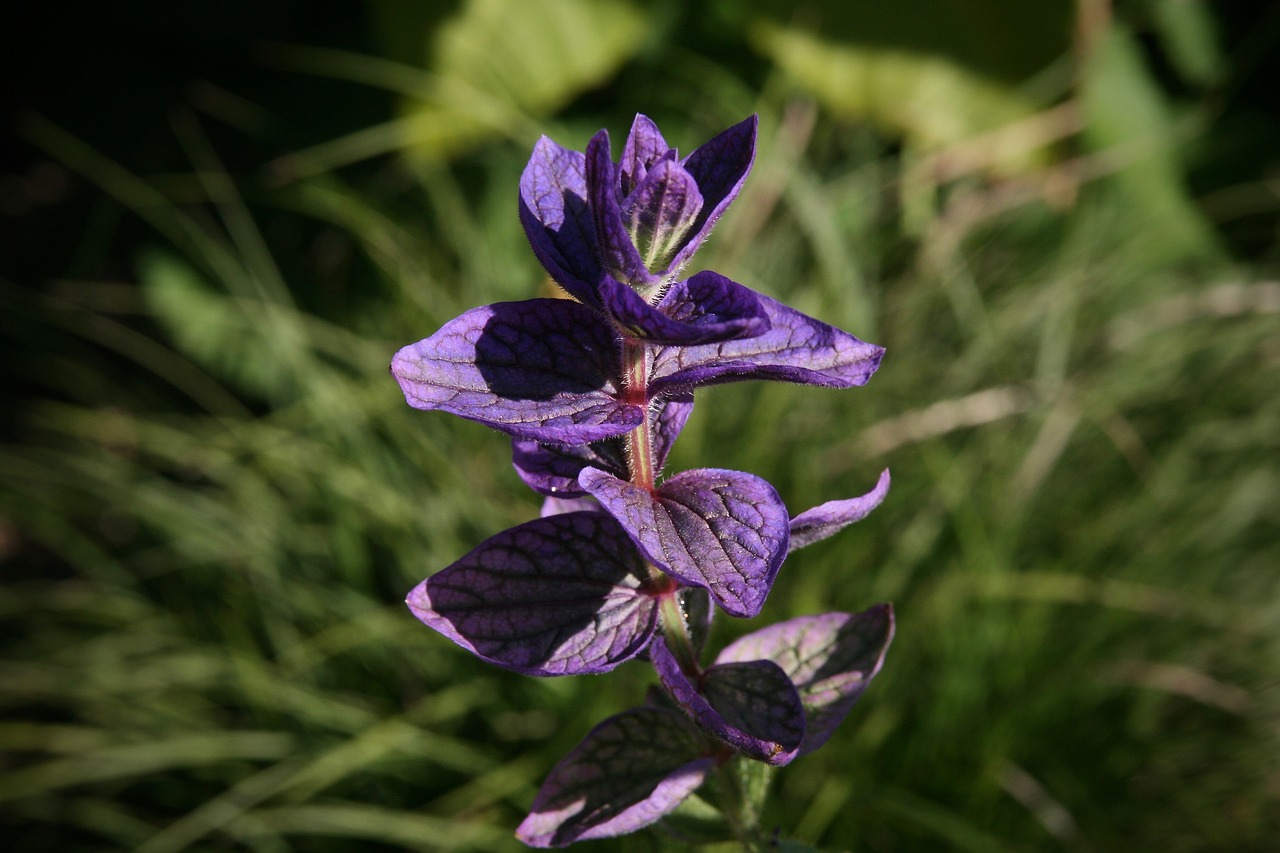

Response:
(391, 114), (894, 848)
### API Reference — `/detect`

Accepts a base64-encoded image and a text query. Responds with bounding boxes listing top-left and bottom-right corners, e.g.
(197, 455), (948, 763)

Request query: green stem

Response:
(715, 760), (768, 851)
(658, 593), (699, 675)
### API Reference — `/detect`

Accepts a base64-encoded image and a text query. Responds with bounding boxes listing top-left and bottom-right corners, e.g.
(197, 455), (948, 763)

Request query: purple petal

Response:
(619, 156), (704, 275)
(603, 271), (769, 345)
(650, 290), (884, 395)
(585, 131), (658, 289)
(789, 469), (891, 553)
(579, 467), (790, 618)
(620, 114), (670, 195)
(650, 636), (804, 765)
(716, 604), (895, 754)
(516, 707), (713, 847)
(518, 137), (603, 304)
(405, 513), (659, 676)
(667, 115), (757, 272)
(391, 299), (642, 444)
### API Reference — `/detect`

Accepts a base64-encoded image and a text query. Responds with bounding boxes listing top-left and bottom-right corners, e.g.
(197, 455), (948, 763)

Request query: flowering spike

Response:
(393, 114), (893, 846)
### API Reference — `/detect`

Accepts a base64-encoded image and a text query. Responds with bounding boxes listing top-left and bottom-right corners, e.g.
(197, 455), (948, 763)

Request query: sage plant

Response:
(391, 115), (894, 847)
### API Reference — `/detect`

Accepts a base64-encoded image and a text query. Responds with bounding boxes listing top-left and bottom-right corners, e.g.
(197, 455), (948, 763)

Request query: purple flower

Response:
(390, 114), (895, 847)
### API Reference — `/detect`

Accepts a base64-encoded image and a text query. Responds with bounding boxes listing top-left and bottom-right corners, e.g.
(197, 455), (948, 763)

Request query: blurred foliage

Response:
(750, 24), (1051, 163)
(3, 0), (1278, 851)
(274, 0), (652, 176)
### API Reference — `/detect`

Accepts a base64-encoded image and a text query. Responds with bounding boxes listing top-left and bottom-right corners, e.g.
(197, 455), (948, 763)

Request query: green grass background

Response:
(3, 1), (1277, 850)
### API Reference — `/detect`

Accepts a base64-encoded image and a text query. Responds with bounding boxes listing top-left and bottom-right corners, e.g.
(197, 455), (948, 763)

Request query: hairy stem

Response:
(628, 327), (762, 846)
(715, 760), (769, 851)
(658, 593), (700, 675)
(622, 338), (656, 490)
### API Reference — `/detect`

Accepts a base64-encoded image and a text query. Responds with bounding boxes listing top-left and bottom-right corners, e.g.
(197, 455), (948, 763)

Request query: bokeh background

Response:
(3, 1), (1278, 850)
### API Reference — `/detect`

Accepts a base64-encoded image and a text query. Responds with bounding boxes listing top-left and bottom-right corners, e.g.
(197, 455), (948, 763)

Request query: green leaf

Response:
(748, 21), (1049, 172)
(1149, 0), (1222, 88)
(137, 249), (294, 399)
(400, 0), (651, 160)
(1079, 25), (1220, 262)
(657, 792), (733, 843)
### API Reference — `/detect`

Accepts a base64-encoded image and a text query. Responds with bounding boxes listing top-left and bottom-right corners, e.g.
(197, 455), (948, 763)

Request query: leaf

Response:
(391, 299), (643, 443)
(406, 512), (659, 675)
(650, 636), (804, 765)
(395, 0), (651, 160)
(749, 21), (1047, 171)
(616, 154), (702, 275)
(579, 467), (791, 618)
(680, 587), (714, 658)
(655, 791), (733, 843)
(516, 707), (713, 847)
(138, 250), (290, 399)
(716, 604), (894, 754)
(652, 393), (695, 473)
(1079, 25), (1219, 262)
(1149, 0), (1223, 88)
(789, 469), (890, 552)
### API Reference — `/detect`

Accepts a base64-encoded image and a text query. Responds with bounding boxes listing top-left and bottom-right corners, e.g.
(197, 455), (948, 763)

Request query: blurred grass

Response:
(3, 1), (1279, 851)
